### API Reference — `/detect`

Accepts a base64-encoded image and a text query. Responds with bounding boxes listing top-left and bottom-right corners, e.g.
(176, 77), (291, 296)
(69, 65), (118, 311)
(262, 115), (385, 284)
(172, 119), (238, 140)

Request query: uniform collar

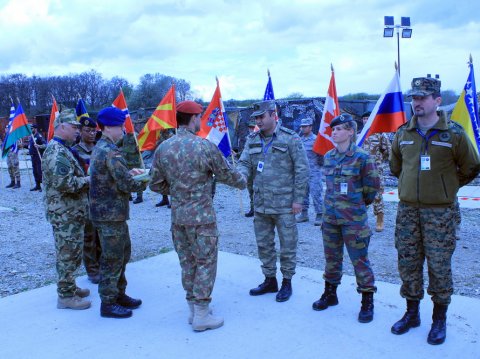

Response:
(407, 111), (448, 131)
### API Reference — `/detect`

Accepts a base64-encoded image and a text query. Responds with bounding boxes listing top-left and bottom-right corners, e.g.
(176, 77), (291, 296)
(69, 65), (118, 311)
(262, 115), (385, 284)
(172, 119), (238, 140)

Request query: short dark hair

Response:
(98, 123), (105, 131)
(176, 112), (194, 127)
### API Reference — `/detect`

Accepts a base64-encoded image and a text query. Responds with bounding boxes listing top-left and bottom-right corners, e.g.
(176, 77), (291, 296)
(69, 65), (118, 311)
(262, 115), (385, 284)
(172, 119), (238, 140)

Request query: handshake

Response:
(130, 168), (150, 183)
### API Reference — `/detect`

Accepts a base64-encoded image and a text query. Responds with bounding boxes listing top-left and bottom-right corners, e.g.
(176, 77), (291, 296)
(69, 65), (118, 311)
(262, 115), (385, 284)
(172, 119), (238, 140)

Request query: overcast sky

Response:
(1, 0), (479, 101)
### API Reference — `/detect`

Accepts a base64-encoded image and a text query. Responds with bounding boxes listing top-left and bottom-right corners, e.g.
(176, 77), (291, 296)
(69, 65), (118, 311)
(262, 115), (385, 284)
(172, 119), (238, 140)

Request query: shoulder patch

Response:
(55, 158), (71, 176)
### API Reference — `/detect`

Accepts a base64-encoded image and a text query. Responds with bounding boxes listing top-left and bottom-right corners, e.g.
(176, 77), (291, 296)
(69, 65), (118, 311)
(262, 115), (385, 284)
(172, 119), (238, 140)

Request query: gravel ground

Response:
(1, 169), (479, 299)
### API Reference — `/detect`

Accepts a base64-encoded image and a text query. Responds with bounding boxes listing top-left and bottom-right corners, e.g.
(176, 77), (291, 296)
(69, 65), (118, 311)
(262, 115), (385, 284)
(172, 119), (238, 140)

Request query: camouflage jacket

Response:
(362, 132), (391, 166)
(300, 132), (324, 170)
(149, 127), (246, 225)
(238, 124), (309, 214)
(119, 132), (142, 169)
(323, 142), (380, 226)
(390, 111), (480, 207)
(89, 135), (147, 222)
(42, 137), (89, 224)
(72, 141), (94, 173)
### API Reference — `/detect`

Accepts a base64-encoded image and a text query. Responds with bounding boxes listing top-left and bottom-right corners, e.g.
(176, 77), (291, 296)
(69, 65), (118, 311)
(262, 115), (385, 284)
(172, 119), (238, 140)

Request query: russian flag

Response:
(357, 71), (406, 146)
(198, 79), (232, 158)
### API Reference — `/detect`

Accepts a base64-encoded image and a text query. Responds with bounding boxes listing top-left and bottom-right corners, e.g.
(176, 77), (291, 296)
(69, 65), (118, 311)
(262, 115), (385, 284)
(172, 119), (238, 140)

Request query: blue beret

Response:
(97, 107), (126, 127)
(79, 116), (97, 128)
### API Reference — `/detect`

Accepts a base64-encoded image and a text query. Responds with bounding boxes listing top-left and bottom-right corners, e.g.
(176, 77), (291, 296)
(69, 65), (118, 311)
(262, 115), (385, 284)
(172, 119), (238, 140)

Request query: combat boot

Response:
(276, 278), (292, 302)
(133, 193), (143, 204)
(14, 178), (20, 188)
(30, 182), (41, 191)
(312, 281), (338, 311)
(6, 179), (15, 188)
(75, 287), (90, 298)
(192, 304), (224, 332)
(427, 303), (448, 345)
(358, 292), (374, 323)
(245, 207), (254, 218)
(249, 277), (278, 296)
(101, 302), (132, 318)
(188, 301), (212, 324)
(156, 195), (170, 207)
(314, 213), (322, 226)
(57, 295), (91, 310)
(375, 213), (384, 232)
(117, 294), (142, 309)
(391, 300), (421, 335)
(296, 210), (309, 223)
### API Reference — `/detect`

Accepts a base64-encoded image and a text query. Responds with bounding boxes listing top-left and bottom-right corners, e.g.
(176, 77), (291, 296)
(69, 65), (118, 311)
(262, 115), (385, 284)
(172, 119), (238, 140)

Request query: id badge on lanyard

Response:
(421, 155), (431, 170)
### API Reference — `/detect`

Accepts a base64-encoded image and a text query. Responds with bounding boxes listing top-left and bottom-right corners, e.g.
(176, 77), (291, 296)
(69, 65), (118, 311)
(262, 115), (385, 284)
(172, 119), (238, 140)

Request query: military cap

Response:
(79, 116), (97, 128)
(97, 107), (126, 127)
(177, 100), (203, 114)
(300, 117), (313, 126)
(248, 118), (256, 127)
(361, 111), (371, 118)
(251, 100), (276, 117)
(54, 109), (79, 128)
(406, 77), (441, 97)
(330, 113), (354, 128)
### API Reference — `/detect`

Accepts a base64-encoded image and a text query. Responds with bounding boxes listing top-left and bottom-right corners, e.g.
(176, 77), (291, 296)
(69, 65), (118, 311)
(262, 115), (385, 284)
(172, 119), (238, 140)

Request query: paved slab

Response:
(0, 251), (478, 359)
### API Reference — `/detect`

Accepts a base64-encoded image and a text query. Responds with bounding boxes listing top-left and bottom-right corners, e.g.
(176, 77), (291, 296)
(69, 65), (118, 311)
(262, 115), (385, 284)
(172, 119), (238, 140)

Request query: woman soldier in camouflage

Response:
(312, 114), (380, 323)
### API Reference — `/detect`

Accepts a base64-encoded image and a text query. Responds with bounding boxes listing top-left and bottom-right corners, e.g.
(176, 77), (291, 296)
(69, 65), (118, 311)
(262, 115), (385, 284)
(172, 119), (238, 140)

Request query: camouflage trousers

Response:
(6, 152), (20, 181)
(395, 202), (456, 305)
(372, 168), (385, 216)
(171, 223), (219, 305)
(51, 220), (85, 297)
(303, 167), (323, 214)
(247, 181), (254, 210)
(83, 219), (101, 276)
(93, 221), (131, 304)
(322, 221), (376, 293)
(253, 212), (298, 279)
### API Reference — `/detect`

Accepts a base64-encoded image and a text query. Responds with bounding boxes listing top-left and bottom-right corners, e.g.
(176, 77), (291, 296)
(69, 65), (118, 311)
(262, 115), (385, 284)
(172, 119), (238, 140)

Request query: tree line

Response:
(0, 70), (192, 117)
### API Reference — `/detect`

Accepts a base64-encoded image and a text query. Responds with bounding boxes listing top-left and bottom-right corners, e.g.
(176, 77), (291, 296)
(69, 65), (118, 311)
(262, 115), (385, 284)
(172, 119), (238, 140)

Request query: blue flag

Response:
(263, 70), (275, 100)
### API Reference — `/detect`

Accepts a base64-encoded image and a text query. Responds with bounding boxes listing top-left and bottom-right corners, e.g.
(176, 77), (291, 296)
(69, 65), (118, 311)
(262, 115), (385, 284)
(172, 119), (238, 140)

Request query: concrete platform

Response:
(0, 251), (478, 359)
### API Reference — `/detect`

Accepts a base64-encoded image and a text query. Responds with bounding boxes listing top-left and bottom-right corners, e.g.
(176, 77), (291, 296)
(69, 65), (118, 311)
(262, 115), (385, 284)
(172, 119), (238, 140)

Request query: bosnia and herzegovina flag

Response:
(357, 70), (406, 147)
(137, 84), (176, 151)
(2, 103), (32, 158)
(75, 98), (90, 121)
(451, 58), (480, 153)
(197, 79), (232, 158)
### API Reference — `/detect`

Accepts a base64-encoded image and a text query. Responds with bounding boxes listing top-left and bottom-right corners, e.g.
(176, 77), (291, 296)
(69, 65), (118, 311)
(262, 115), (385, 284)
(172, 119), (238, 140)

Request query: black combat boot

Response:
(244, 207), (254, 218)
(156, 195), (170, 207)
(133, 193), (143, 204)
(14, 178), (20, 188)
(276, 278), (292, 302)
(117, 294), (142, 309)
(391, 300), (421, 335)
(249, 277), (278, 296)
(427, 303), (448, 345)
(312, 281), (338, 311)
(358, 292), (374, 323)
(6, 180), (15, 188)
(30, 182), (41, 191)
(101, 302), (132, 318)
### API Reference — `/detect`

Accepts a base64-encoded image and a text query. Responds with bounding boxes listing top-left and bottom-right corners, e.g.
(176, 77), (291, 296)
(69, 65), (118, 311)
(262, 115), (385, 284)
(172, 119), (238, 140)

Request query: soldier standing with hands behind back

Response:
(390, 76), (480, 345)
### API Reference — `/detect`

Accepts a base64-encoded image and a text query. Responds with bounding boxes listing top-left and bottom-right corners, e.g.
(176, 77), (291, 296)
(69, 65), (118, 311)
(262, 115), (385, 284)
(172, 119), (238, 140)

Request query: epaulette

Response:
(448, 120), (464, 134)
(248, 131), (260, 139)
(279, 126), (296, 135)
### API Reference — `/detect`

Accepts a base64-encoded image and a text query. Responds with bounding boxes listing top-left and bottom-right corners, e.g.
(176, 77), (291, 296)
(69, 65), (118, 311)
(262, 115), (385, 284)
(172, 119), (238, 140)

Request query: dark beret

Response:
(79, 116), (97, 128)
(97, 107), (126, 127)
(177, 100), (203, 114)
(331, 114), (354, 128)
(361, 111), (372, 118)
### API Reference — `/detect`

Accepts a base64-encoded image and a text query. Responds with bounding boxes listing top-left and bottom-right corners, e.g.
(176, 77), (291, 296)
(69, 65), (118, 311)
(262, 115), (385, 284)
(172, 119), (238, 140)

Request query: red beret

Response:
(177, 100), (203, 115)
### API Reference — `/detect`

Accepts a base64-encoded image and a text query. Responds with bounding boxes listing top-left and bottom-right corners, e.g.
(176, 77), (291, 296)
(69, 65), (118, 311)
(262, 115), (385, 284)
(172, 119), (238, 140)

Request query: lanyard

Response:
(260, 136), (275, 155)
(416, 129), (438, 154)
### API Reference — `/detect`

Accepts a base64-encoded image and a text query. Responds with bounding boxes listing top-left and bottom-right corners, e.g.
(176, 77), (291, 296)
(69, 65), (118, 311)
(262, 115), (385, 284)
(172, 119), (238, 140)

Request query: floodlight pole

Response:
(396, 26), (401, 76)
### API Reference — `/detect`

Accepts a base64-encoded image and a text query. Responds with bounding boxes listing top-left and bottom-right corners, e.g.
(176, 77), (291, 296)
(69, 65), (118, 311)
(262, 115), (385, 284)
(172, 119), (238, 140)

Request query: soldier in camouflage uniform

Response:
(244, 118), (257, 217)
(296, 117), (324, 226)
(42, 109), (91, 310)
(5, 127), (21, 189)
(238, 100), (309, 303)
(90, 107), (147, 319)
(150, 100), (246, 331)
(119, 131), (144, 204)
(312, 114), (380, 324)
(390, 77), (480, 345)
(73, 116), (101, 284)
(361, 111), (391, 232)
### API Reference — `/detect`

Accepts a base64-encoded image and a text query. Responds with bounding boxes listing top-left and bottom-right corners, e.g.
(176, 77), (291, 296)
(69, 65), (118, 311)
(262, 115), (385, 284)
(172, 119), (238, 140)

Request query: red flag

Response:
(313, 66), (340, 155)
(137, 84), (177, 151)
(47, 96), (59, 141)
(112, 88), (134, 134)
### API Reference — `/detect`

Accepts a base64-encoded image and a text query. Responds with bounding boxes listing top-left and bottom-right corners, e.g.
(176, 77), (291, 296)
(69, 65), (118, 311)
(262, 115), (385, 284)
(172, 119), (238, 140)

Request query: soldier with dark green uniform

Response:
(238, 100), (309, 302)
(150, 100), (246, 332)
(119, 131), (144, 204)
(390, 77), (480, 345)
(89, 107), (147, 319)
(73, 116), (101, 284)
(42, 109), (91, 310)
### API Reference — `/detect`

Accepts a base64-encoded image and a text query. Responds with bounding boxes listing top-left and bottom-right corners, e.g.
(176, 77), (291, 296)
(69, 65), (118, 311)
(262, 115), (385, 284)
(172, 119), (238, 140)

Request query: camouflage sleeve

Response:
(380, 133), (392, 162)
(149, 148), (170, 194)
(48, 151), (88, 194)
(389, 132), (402, 178)
(361, 154), (380, 205)
(106, 148), (146, 193)
(290, 134), (310, 204)
(205, 141), (246, 190)
(455, 131), (480, 186)
(237, 137), (254, 182)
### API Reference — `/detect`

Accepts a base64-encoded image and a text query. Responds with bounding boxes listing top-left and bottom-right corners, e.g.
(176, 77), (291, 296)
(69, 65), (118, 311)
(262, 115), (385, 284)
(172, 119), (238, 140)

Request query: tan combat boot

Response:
(75, 287), (90, 298)
(57, 295), (91, 310)
(192, 304), (224, 332)
(375, 213), (384, 232)
(188, 302), (194, 324)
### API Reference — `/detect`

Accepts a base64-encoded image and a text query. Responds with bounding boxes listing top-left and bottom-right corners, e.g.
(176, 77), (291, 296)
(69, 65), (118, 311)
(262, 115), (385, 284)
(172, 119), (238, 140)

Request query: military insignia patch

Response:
(439, 132), (451, 141)
(56, 163), (69, 176)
